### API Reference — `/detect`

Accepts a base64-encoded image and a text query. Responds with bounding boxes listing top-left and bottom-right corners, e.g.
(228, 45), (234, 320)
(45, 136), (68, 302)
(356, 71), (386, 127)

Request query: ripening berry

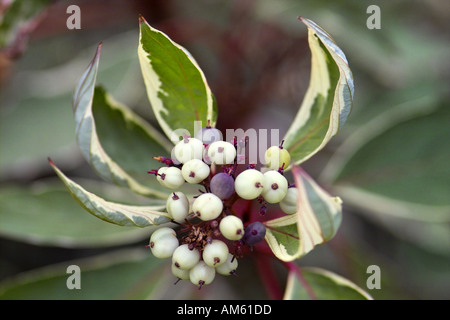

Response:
(171, 262), (190, 280)
(210, 172), (235, 200)
(156, 166), (185, 189)
(192, 193), (223, 221)
(243, 221), (266, 245)
(261, 170), (288, 204)
(166, 192), (190, 222)
(181, 159), (210, 184)
(279, 187), (298, 214)
(207, 141), (236, 165)
(219, 215), (244, 241)
(172, 244), (201, 270)
(202, 239), (229, 267)
(234, 169), (265, 200)
(173, 137), (204, 164)
(195, 126), (223, 145)
(149, 227), (179, 259)
(265, 145), (291, 170)
(215, 254), (238, 276)
(189, 261), (216, 288)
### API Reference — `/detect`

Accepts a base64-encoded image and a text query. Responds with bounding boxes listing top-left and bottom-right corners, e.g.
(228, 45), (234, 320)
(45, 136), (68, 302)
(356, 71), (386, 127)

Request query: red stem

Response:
(255, 253), (283, 300)
(284, 261), (317, 300)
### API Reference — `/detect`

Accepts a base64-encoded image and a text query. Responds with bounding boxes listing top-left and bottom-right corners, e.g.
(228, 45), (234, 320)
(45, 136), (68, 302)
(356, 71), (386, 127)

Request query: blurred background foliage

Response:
(0, 0), (449, 299)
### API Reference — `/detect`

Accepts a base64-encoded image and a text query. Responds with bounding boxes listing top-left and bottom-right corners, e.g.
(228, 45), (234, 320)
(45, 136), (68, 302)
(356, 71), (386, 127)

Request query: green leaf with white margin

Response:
(138, 15), (218, 140)
(49, 159), (171, 227)
(284, 267), (372, 300)
(283, 17), (353, 166)
(265, 166), (342, 261)
(73, 43), (171, 199)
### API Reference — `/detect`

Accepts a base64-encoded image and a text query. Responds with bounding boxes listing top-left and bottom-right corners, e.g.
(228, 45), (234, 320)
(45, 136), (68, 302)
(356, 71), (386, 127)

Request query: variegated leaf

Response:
(265, 166), (342, 261)
(284, 267), (373, 300)
(283, 17), (354, 166)
(49, 159), (171, 228)
(137, 15), (218, 140)
(73, 43), (170, 199)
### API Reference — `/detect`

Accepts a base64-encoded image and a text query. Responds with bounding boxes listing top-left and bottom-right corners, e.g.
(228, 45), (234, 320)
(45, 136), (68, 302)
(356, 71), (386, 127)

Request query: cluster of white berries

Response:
(147, 125), (299, 288)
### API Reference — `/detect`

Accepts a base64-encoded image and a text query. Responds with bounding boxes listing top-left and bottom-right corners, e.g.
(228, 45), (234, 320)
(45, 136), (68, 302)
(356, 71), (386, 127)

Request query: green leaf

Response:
(73, 43), (171, 198)
(284, 267), (372, 300)
(0, 248), (168, 299)
(264, 166), (342, 261)
(137, 16), (218, 140)
(0, 180), (155, 248)
(49, 160), (171, 228)
(283, 17), (353, 165)
(322, 101), (450, 222)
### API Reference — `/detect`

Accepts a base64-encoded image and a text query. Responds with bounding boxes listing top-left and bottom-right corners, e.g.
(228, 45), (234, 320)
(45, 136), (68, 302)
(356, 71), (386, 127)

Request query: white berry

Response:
(265, 145), (291, 170)
(219, 215), (244, 241)
(189, 261), (216, 288)
(207, 141), (236, 165)
(195, 126), (223, 145)
(280, 187), (298, 214)
(192, 193), (223, 221)
(261, 170), (288, 204)
(172, 244), (201, 270)
(156, 166), (184, 189)
(166, 192), (190, 222)
(150, 227), (176, 241)
(234, 169), (265, 200)
(149, 228), (179, 259)
(173, 137), (204, 164)
(216, 254), (238, 276)
(202, 239), (229, 267)
(181, 159), (210, 184)
(171, 262), (190, 280)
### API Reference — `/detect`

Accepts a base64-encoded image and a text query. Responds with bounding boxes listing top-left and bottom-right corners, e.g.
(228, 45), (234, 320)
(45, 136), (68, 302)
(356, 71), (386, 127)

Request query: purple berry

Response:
(243, 221), (266, 245)
(195, 127), (223, 145)
(210, 173), (235, 200)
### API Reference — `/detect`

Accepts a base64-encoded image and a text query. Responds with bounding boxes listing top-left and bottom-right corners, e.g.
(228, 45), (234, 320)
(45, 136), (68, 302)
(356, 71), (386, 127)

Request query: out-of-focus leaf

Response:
(73, 43), (170, 198)
(322, 101), (450, 221)
(138, 16), (218, 140)
(283, 267), (372, 300)
(265, 166), (342, 261)
(50, 160), (171, 228)
(0, 31), (148, 180)
(283, 17), (353, 166)
(0, 93), (79, 179)
(0, 248), (168, 299)
(0, 180), (158, 248)
(0, 0), (50, 49)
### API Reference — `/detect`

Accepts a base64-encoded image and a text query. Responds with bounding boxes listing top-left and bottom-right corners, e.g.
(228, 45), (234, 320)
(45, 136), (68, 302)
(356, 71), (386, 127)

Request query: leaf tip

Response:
(47, 157), (55, 167)
(138, 14), (146, 24)
(95, 42), (103, 55)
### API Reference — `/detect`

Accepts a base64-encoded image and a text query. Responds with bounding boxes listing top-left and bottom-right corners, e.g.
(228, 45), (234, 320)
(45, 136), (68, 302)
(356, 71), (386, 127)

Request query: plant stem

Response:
(256, 253), (283, 300)
(284, 261), (317, 300)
